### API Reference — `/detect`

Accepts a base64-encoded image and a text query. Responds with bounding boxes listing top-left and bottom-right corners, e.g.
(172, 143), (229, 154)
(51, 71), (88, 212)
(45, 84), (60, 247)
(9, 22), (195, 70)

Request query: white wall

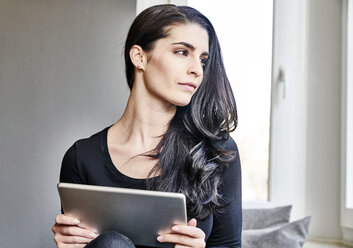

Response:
(0, 1), (135, 247)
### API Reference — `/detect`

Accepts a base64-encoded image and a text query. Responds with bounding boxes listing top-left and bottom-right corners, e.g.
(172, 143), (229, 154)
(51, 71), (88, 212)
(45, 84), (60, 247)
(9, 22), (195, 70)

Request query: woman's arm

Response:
(59, 143), (83, 184)
(206, 138), (242, 248)
(52, 143), (98, 248)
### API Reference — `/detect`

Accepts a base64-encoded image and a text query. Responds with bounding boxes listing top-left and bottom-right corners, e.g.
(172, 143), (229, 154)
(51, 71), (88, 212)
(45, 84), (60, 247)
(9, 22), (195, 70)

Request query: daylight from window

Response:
(188, 0), (274, 201)
(346, 0), (353, 209)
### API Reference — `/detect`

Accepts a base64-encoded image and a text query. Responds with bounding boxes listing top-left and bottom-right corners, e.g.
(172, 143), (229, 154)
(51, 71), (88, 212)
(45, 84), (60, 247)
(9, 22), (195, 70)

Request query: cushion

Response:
(242, 216), (311, 248)
(242, 205), (292, 230)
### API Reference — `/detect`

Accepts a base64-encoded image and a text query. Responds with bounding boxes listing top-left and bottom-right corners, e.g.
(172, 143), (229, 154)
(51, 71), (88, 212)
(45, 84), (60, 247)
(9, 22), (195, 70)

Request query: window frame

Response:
(341, 0), (353, 232)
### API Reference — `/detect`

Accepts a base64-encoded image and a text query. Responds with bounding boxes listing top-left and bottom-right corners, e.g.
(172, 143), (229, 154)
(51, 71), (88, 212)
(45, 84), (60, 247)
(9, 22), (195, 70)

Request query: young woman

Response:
(52, 4), (242, 248)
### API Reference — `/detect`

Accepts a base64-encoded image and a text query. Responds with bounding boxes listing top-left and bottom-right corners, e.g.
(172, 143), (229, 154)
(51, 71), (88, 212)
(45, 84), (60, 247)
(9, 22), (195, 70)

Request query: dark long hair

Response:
(124, 4), (238, 220)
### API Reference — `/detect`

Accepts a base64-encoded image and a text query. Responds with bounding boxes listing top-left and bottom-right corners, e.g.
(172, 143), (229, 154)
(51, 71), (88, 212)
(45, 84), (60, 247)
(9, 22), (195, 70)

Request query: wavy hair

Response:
(124, 4), (238, 220)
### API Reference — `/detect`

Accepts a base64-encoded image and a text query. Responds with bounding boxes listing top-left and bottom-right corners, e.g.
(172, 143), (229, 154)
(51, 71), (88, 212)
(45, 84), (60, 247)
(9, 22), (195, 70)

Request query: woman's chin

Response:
(164, 92), (195, 107)
(171, 98), (192, 107)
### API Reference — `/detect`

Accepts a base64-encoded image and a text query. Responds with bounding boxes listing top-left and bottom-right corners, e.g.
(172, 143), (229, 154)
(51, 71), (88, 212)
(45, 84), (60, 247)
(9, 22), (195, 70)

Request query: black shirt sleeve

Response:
(206, 138), (242, 248)
(59, 142), (83, 184)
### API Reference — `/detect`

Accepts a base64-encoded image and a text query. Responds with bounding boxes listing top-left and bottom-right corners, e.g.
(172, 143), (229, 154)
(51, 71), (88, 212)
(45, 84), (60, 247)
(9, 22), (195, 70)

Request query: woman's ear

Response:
(129, 45), (146, 70)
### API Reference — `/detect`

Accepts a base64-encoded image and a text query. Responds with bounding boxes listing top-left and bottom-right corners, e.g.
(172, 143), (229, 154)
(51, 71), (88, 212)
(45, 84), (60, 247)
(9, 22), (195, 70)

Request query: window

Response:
(342, 0), (353, 233)
(188, 0), (273, 202)
(345, 0), (353, 210)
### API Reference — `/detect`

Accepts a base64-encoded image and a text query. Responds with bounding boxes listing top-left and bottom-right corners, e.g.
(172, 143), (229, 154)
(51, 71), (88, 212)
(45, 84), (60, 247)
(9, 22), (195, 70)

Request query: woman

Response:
(52, 4), (242, 248)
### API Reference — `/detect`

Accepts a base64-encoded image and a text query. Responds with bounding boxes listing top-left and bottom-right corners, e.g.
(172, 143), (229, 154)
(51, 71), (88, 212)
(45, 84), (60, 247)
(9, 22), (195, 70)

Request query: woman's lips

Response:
(178, 82), (197, 92)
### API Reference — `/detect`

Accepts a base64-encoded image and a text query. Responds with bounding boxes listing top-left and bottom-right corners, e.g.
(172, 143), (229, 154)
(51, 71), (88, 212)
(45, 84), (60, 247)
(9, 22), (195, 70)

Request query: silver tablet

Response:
(57, 183), (187, 247)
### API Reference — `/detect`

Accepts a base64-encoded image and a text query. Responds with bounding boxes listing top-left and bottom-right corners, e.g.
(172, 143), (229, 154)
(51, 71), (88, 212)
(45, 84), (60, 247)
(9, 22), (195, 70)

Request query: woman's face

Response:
(142, 23), (209, 107)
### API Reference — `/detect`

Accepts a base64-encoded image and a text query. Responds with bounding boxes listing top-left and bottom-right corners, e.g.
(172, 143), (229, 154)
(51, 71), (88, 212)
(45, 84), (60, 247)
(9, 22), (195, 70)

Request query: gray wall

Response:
(0, 1), (135, 247)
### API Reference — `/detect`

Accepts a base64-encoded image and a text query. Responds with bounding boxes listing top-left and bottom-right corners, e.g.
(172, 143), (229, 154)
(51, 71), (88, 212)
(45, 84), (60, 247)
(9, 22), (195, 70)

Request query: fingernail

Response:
(157, 236), (163, 241)
(73, 219), (80, 224)
(172, 226), (179, 231)
(90, 232), (98, 238)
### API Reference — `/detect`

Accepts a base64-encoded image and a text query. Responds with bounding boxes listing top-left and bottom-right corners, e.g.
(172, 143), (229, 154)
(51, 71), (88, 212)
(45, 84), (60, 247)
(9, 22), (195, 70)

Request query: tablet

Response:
(57, 183), (187, 247)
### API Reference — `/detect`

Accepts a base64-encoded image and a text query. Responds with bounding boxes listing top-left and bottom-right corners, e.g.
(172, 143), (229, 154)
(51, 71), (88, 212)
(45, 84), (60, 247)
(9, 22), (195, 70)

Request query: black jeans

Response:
(85, 231), (136, 248)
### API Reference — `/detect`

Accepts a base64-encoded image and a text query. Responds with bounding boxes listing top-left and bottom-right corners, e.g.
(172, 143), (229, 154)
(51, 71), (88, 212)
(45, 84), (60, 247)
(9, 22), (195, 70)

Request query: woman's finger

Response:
(157, 233), (205, 248)
(55, 214), (80, 225)
(157, 218), (206, 247)
(170, 225), (205, 239)
(53, 224), (98, 239)
(54, 233), (93, 244)
(56, 242), (86, 248)
(174, 245), (191, 248)
(187, 218), (197, 227)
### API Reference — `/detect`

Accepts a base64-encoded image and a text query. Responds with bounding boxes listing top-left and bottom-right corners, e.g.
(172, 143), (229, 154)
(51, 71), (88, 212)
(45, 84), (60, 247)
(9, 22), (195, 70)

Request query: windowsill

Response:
(304, 241), (352, 248)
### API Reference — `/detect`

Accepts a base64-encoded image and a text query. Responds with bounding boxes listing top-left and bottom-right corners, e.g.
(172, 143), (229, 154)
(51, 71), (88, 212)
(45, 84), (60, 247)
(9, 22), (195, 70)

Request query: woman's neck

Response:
(111, 81), (176, 150)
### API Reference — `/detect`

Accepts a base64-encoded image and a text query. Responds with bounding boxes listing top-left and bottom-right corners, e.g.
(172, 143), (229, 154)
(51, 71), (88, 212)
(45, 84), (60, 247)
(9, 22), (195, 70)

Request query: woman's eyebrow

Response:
(172, 41), (209, 56)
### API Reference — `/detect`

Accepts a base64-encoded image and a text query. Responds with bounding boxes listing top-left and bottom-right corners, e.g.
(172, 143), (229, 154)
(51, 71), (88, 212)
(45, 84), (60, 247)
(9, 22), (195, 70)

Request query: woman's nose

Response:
(188, 58), (203, 78)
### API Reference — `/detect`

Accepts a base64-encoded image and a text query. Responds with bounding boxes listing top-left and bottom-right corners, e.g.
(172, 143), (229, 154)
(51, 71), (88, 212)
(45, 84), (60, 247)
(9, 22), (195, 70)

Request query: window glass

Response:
(188, 0), (273, 201)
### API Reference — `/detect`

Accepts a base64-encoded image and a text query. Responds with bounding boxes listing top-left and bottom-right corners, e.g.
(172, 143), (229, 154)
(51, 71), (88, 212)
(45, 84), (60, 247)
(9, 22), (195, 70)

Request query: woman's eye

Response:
(200, 57), (208, 66)
(176, 49), (188, 56)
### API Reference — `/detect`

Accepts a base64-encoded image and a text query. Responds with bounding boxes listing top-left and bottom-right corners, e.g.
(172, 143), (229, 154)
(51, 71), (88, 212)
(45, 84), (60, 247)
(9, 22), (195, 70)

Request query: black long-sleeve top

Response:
(59, 126), (242, 247)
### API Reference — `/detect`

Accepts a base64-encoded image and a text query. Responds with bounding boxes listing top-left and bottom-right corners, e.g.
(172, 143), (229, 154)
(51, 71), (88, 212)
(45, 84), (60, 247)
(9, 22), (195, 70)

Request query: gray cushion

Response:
(242, 205), (292, 230)
(242, 216), (311, 248)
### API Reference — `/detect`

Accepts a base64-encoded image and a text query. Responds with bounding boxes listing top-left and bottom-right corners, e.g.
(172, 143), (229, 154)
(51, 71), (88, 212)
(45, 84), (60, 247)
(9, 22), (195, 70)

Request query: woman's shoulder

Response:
(61, 126), (110, 167)
(214, 135), (239, 154)
(68, 126), (109, 152)
(216, 135), (241, 175)
(60, 126), (110, 183)
(222, 135), (238, 151)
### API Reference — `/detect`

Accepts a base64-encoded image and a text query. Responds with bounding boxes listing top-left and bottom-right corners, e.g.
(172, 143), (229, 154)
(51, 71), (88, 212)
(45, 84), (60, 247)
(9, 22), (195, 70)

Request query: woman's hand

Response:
(157, 218), (206, 248)
(52, 214), (98, 248)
